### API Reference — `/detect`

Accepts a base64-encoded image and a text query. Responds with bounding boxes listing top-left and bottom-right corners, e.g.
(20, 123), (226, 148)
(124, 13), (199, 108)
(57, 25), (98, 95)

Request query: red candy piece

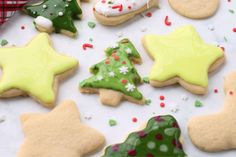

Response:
(164, 16), (172, 26)
(82, 43), (93, 50)
(127, 149), (136, 156)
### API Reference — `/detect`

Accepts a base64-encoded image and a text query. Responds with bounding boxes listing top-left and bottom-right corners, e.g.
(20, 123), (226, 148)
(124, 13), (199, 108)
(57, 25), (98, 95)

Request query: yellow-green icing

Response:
(143, 25), (224, 87)
(0, 33), (78, 104)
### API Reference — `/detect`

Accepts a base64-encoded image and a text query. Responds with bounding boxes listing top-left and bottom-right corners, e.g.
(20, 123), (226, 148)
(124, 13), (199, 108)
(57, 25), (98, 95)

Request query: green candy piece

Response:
(102, 115), (186, 157)
(80, 39), (143, 101)
(194, 100), (203, 107)
(88, 21), (96, 29)
(24, 0), (82, 35)
(1, 39), (8, 46)
(109, 119), (117, 127)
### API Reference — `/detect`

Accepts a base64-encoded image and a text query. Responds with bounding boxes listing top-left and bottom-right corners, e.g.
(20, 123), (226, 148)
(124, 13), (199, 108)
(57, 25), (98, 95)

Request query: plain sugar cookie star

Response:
(0, 33), (78, 108)
(17, 100), (105, 157)
(143, 25), (225, 94)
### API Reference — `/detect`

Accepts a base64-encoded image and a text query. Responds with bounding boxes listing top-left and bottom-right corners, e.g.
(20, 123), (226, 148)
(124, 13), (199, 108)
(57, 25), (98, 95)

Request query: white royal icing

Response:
(34, 16), (53, 30)
(95, 0), (151, 17)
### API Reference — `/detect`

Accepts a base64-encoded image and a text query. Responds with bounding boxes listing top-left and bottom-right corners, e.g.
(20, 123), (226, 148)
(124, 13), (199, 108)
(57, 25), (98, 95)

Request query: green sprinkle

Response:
(224, 36), (228, 42)
(142, 77), (150, 84)
(229, 9), (235, 14)
(109, 119), (117, 127)
(1, 39), (8, 46)
(88, 21), (96, 29)
(145, 99), (152, 105)
(89, 38), (93, 42)
(194, 100), (203, 107)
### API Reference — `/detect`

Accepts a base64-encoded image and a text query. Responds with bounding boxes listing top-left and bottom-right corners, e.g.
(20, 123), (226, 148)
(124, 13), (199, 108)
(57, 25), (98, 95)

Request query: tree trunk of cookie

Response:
(99, 89), (123, 106)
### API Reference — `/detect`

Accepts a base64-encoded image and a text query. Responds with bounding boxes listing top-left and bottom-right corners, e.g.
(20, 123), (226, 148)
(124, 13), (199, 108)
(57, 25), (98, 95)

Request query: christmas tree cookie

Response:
(93, 0), (158, 26)
(80, 39), (145, 106)
(143, 25), (225, 95)
(0, 33), (78, 108)
(102, 115), (186, 157)
(23, 0), (86, 37)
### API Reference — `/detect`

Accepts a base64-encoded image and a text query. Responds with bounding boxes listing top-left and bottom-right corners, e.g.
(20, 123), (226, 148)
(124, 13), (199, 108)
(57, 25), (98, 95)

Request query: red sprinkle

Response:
(230, 91), (234, 95)
(233, 28), (236, 32)
(112, 4), (123, 12)
(214, 89), (218, 93)
(132, 117), (137, 123)
(121, 79), (127, 84)
(113, 55), (120, 61)
(164, 16), (172, 26)
(159, 95), (165, 100)
(105, 59), (110, 64)
(160, 102), (165, 108)
(145, 12), (152, 17)
(82, 43), (93, 50)
(128, 149), (136, 156)
(21, 26), (25, 30)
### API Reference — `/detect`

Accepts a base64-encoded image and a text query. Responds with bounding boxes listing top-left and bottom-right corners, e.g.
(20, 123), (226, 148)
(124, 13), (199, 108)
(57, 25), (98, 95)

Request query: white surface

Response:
(0, 0), (236, 157)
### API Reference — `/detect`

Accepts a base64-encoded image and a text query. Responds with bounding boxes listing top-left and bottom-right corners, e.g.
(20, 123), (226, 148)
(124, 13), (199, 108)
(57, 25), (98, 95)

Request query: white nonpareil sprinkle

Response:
(58, 11), (64, 16)
(116, 32), (123, 38)
(42, 4), (47, 9)
(181, 95), (189, 101)
(208, 24), (215, 31)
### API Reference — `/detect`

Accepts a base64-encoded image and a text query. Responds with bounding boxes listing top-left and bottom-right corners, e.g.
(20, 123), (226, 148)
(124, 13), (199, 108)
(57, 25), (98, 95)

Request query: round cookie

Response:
(168, 0), (220, 19)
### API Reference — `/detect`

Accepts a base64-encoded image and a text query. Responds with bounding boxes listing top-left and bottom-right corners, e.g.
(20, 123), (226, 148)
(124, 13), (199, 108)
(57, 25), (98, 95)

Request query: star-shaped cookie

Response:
(24, 0), (83, 37)
(17, 100), (105, 157)
(143, 25), (225, 94)
(0, 33), (78, 108)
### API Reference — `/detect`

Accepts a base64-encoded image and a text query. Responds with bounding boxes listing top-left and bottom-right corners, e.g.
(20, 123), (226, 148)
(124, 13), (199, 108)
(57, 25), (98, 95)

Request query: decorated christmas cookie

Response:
(0, 33), (78, 108)
(102, 115), (186, 157)
(23, 0), (84, 37)
(93, 0), (158, 26)
(188, 72), (236, 152)
(17, 100), (105, 157)
(80, 39), (145, 106)
(143, 25), (225, 95)
(168, 0), (219, 19)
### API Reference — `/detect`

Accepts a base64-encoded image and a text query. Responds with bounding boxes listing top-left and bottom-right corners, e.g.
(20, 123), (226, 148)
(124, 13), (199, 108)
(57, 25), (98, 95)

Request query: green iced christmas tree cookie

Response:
(24, 0), (83, 37)
(80, 39), (145, 106)
(102, 115), (186, 157)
